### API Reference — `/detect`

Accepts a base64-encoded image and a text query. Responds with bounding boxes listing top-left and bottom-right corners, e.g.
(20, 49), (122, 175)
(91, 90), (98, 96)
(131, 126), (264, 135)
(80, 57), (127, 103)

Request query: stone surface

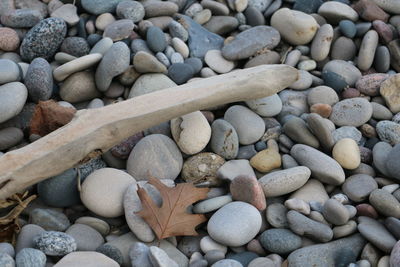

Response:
(259, 167), (311, 197)
(60, 71), (101, 103)
(81, 0), (127, 15)
(207, 202), (262, 246)
(25, 58), (52, 103)
(330, 98), (373, 127)
(181, 152), (225, 185)
(217, 159), (256, 181)
(322, 199), (350, 226)
(20, 18), (67, 62)
(16, 248), (46, 267)
(369, 189), (400, 218)
(0, 127), (23, 151)
(55, 251), (119, 267)
(0, 27), (19, 51)
(245, 94), (282, 117)
(80, 168), (136, 218)
(376, 120), (400, 145)
(0, 252), (14, 267)
(222, 26), (280, 60)
(259, 229), (302, 254)
(129, 73), (176, 98)
(127, 134), (183, 181)
(291, 144), (345, 185)
(230, 175), (266, 211)
(16, 224), (45, 253)
(210, 119), (239, 159)
(358, 216), (397, 253)
(30, 209), (70, 232)
(65, 224), (104, 251)
(287, 210), (333, 242)
(332, 138), (360, 170)
(342, 174), (378, 202)
(380, 74), (400, 113)
(34, 231), (76, 256)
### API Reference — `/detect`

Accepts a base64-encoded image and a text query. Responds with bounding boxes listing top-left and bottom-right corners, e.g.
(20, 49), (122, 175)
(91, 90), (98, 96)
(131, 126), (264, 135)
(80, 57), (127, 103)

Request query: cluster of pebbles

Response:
(2, 0), (400, 266)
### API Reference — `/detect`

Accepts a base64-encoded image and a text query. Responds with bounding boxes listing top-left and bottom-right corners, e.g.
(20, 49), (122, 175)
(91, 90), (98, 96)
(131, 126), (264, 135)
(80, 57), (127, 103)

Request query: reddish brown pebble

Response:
(230, 175), (267, 211)
(111, 132), (144, 159)
(373, 20), (394, 43)
(356, 73), (389, 96)
(0, 27), (20, 51)
(310, 103), (332, 118)
(356, 203), (379, 219)
(360, 124), (377, 138)
(359, 146), (372, 164)
(352, 0), (389, 22)
(341, 88), (361, 99)
(201, 111), (215, 124)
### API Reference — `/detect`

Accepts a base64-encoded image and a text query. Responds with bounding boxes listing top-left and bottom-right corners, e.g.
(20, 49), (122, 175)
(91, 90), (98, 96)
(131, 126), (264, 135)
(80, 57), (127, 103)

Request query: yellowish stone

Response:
(250, 148), (281, 173)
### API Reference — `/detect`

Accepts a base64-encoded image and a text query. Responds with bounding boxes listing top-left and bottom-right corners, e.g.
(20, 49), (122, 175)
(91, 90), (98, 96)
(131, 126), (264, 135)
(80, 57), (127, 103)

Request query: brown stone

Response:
(356, 203), (379, 219)
(310, 103), (332, 118)
(360, 124), (377, 138)
(230, 175), (267, 211)
(372, 20), (393, 43)
(341, 88), (361, 99)
(352, 0), (389, 22)
(380, 73), (400, 113)
(355, 73), (389, 96)
(0, 27), (20, 51)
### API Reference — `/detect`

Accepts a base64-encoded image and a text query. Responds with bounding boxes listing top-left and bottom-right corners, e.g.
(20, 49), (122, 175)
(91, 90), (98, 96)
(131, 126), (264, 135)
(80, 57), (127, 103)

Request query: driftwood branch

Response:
(0, 65), (298, 199)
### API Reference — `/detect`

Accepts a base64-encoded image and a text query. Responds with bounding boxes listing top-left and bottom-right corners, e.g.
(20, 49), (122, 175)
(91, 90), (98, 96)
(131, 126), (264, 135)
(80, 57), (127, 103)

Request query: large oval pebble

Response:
(330, 98), (373, 127)
(0, 82), (28, 124)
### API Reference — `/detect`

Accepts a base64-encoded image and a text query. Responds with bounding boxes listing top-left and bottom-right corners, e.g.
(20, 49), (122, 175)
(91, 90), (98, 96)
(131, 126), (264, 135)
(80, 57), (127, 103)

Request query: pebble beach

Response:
(1, 0), (400, 266)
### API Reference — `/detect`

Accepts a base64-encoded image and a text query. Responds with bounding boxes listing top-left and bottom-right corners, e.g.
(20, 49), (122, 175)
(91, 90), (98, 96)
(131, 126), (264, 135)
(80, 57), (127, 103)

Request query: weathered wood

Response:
(0, 65), (298, 199)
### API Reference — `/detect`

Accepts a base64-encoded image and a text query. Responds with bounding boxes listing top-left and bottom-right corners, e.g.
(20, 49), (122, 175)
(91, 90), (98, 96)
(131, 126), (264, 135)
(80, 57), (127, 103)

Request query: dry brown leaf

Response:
(0, 192), (36, 244)
(137, 176), (209, 239)
(29, 100), (76, 137)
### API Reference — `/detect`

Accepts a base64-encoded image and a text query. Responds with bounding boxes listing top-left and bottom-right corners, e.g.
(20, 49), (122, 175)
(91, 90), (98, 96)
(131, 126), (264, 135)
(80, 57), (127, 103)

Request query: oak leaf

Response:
(29, 100), (76, 137)
(136, 176), (209, 239)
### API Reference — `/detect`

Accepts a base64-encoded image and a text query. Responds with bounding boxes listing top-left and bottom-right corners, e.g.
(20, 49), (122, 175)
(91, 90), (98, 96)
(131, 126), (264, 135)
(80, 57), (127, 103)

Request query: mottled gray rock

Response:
(0, 253), (15, 267)
(287, 210), (333, 242)
(116, 1), (145, 23)
(24, 58), (52, 103)
(34, 231), (77, 256)
(259, 229), (302, 254)
(376, 120), (400, 145)
(290, 144), (345, 185)
(287, 234), (366, 266)
(386, 144), (400, 180)
(222, 26), (280, 60)
(369, 189), (400, 218)
(0, 243), (14, 258)
(210, 119), (239, 159)
(330, 98), (373, 127)
(16, 248), (46, 267)
(20, 18), (67, 62)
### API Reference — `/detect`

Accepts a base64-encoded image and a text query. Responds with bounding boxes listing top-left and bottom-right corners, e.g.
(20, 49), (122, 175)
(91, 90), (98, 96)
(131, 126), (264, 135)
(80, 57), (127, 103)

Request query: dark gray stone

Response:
(34, 231), (76, 256)
(287, 234), (366, 266)
(175, 15), (224, 59)
(287, 210), (333, 242)
(385, 217), (400, 239)
(16, 248), (46, 267)
(222, 26), (280, 60)
(146, 26), (167, 53)
(342, 174), (378, 202)
(358, 216), (396, 253)
(24, 58), (52, 103)
(96, 244), (124, 265)
(168, 63), (194, 85)
(184, 57), (202, 73)
(339, 20), (357, 38)
(20, 18), (67, 62)
(60, 37), (90, 57)
(1, 8), (42, 28)
(227, 251), (258, 266)
(293, 0), (323, 13)
(259, 229), (302, 254)
(386, 144), (400, 180)
(30, 209), (70, 231)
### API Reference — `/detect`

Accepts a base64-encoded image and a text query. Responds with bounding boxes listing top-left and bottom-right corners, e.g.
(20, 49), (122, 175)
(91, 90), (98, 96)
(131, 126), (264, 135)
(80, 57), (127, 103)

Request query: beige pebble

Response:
(204, 50), (235, 74)
(332, 138), (361, 170)
(172, 37), (189, 58)
(250, 148), (281, 173)
(95, 13), (115, 31)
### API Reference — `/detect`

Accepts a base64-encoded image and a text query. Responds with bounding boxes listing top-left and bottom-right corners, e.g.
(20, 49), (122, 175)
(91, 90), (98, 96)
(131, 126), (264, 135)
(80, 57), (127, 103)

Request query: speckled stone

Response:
(15, 248), (46, 267)
(24, 58), (52, 103)
(20, 18), (67, 62)
(259, 229), (302, 254)
(34, 231), (77, 256)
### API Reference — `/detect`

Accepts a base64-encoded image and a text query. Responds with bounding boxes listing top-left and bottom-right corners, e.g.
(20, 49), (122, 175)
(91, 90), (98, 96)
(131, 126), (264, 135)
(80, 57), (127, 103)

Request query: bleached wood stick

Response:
(0, 65), (298, 199)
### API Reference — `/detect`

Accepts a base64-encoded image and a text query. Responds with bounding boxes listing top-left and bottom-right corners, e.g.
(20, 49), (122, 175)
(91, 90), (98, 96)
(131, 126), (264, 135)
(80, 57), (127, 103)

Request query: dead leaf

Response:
(0, 192), (36, 244)
(137, 176), (209, 239)
(30, 100), (76, 137)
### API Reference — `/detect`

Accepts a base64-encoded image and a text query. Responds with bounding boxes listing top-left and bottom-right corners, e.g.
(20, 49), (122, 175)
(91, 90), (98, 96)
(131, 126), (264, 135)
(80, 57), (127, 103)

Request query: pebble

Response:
(245, 94), (282, 117)
(129, 242), (152, 267)
(285, 198), (311, 215)
(0, 253), (14, 267)
(169, 21), (189, 42)
(211, 259), (243, 267)
(55, 251), (119, 267)
(146, 26), (167, 53)
(322, 199), (350, 225)
(291, 144), (345, 185)
(75, 217), (110, 236)
(81, 0), (127, 15)
(369, 189), (400, 218)
(0, 27), (19, 51)
(204, 50), (234, 74)
(168, 63), (195, 84)
(16, 224), (45, 253)
(331, 37), (357, 61)
(95, 41), (130, 92)
(287, 234), (366, 266)
(259, 229), (302, 254)
(0, 243), (14, 258)
(356, 73), (389, 96)
(210, 119), (239, 159)
(310, 24), (333, 61)
(127, 134), (183, 181)
(287, 210), (333, 242)
(330, 98), (373, 127)
(376, 120), (400, 145)
(380, 74), (400, 113)
(181, 153), (225, 185)
(171, 111), (211, 155)
(59, 71), (100, 103)
(323, 60), (362, 88)
(358, 30), (379, 71)
(193, 195), (232, 214)
(307, 86), (339, 106)
(358, 216), (397, 253)
(24, 57), (52, 103)
(144, 1), (179, 17)
(217, 159), (256, 181)
(224, 105), (265, 145)
(116, 1), (144, 23)
(0, 59), (20, 85)
(283, 116), (320, 148)
(259, 166), (310, 197)
(15, 248), (46, 267)
(149, 246), (179, 267)
(332, 138), (361, 170)
(318, 1), (359, 23)
(342, 174), (378, 202)
(65, 224), (104, 251)
(230, 175), (266, 211)
(386, 144), (400, 181)
(339, 20), (357, 38)
(176, 15), (223, 59)
(30, 208), (70, 232)
(34, 231), (76, 256)
(222, 26), (280, 60)
(134, 51), (167, 73)
(271, 8), (318, 45)
(53, 53), (102, 82)
(20, 18), (66, 62)
(0, 127), (23, 151)
(1, 8), (43, 28)
(129, 73), (176, 98)
(80, 168), (136, 218)
(61, 37), (90, 57)
(207, 201), (262, 246)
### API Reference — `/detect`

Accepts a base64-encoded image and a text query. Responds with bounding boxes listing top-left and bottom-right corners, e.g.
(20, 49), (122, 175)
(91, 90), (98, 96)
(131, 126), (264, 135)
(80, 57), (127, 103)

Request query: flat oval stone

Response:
(0, 59), (20, 85)
(259, 229), (302, 254)
(318, 1), (359, 23)
(358, 216), (396, 253)
(245, 94), (282, 117)
(171, 111), (211, 155)
(81, 0), (127, 15)
(20, 17), (67, 62)
(116, 1), (144, 23)
(283, 116), (320, 148)
(342, 174), (378, 202)
(224, 105), (265, 145)
(266, 203), (289, 228)
(95, 41), (130, 92)
(332, 138), (360, 170)
(358, 30), (379, 71)
(207, 201), (262, 246)
(322, 199), (350, 226)
(221, 26), (280, 60)
(127, 134), (183, 181)
(25, 57), (52, 103)
(129, 73), (176, 98)
(55, 251), (119, 267)
(230, 175), (266, 211)
(205, 50), (234, 74)
(311, 24), (334, 61)
(193, 195), (233, 213)
(80, 168), (136, 218)
(146, 26), (167, 53)
(30, 208), (70, 232)
(0, 27), (20, 51)
(0, 127), (23, 151)
(16, 248), (46, 267)
(323, 60), (362, 87)
(259, 166), (311, 197)
(15, 224), (45, 253)
(1, 8), (43, 28)
(210, 119), (239, 159)
(34, 231), (77, 256)
(369, 189), (400, 218)
(0, 82), (28, 124)
(60, 71), (100, 103)
(376, 120), (400, 145)
(330, 98), (373, 127)
(271, 8), (318, 45)
(53, 53), (103, 82)
(203, 15), (239, 35)
(287, 210), (333, 242)
(290, 144), (345, 185)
